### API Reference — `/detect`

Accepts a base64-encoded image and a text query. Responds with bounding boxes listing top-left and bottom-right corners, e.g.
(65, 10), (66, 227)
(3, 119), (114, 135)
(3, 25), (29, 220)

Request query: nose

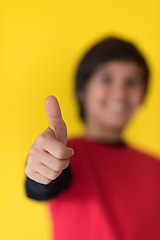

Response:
(109, 82), (127, 101)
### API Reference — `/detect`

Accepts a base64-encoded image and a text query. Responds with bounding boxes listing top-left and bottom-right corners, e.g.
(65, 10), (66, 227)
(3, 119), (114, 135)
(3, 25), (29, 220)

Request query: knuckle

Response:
(43, 178), (51, 185)
(54, 164), (62, 173)
(25, 167), (32, 178)
(27, 157), (35, 168)
(46, 170), (53, 179)
(49, 173), (55, 180)
(57, 145), (66, 159)
(53, 160), (63, 172)
(36, 134), (45, 145)
(63, 159), (70, 169)
(49, 170), (61, 180)
(57, 159), (69, 171)
(49, 171), (58, 180)
(28, 146), (37, 155)
(25, 166), (28, 176)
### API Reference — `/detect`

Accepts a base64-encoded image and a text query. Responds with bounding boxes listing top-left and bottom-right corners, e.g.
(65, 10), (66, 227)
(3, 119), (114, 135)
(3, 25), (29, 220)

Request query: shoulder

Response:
(127, 143), (159, 159)
(126, 143), (160, 169)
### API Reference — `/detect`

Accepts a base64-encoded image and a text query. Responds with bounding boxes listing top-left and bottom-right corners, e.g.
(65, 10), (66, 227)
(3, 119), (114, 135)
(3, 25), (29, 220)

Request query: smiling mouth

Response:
(104, 101), (127, 114)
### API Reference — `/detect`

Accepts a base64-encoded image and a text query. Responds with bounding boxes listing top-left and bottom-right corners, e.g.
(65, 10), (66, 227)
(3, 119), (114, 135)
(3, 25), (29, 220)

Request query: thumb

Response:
(45, 95), (67, 145)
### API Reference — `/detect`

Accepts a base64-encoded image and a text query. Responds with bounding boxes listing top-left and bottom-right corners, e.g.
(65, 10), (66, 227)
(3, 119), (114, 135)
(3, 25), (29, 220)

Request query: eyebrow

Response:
(96, 67), (144, 77)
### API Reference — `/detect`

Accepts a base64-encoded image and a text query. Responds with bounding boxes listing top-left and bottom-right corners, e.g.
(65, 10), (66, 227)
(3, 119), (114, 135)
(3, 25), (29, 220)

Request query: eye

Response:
(125, 77), (141, 87)
(101, 74), (112, 84)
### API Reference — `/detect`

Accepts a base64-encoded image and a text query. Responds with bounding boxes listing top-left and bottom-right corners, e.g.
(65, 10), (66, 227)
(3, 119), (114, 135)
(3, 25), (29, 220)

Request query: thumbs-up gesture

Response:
(25, 96), (74, 184)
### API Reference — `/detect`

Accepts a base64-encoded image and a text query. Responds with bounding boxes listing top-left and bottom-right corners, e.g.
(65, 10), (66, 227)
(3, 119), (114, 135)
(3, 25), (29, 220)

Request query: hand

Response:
(25, 96), (74, 184)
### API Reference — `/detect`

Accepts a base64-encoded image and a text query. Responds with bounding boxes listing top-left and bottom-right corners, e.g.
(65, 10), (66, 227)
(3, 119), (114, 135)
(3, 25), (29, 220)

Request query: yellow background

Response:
(0, 0), (160, 239)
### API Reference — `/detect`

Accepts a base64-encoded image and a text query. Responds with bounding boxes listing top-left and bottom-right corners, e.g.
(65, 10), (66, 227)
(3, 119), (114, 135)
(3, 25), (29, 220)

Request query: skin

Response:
(80, 60), (146, 142)
(25, 60), (146, 184)
(25, 96), (74, 184)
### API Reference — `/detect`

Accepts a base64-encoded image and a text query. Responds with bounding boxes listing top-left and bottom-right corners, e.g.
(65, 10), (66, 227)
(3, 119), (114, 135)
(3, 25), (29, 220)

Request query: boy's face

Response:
(80, 60), (146, 131)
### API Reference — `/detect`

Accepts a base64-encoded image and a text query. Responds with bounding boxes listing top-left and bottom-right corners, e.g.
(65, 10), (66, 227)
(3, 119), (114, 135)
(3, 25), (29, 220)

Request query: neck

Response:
(84, 122), (124, 144)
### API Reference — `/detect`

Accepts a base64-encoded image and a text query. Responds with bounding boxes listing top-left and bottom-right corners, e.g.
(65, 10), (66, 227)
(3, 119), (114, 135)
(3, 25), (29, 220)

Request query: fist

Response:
(25, 96), (74, 184)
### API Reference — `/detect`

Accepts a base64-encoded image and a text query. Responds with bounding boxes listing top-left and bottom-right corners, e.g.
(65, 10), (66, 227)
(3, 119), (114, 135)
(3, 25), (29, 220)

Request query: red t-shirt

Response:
(48, 137), (160, 240)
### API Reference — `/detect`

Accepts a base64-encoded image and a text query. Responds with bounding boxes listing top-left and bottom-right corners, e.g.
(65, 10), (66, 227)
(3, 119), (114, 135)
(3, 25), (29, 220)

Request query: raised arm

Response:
(25, 96), (74, 201)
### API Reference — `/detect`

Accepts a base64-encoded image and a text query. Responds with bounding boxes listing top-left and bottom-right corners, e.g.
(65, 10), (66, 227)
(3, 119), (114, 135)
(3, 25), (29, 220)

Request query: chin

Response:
(101, 118), (129, 130)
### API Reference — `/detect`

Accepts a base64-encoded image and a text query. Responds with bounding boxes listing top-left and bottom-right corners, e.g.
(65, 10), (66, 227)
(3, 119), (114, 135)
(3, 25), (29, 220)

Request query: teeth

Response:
(106, 102), (126, 113)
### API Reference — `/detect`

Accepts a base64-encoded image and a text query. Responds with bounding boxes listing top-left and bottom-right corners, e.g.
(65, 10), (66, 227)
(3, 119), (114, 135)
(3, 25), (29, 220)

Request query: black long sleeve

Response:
(25, 166), (72, 201)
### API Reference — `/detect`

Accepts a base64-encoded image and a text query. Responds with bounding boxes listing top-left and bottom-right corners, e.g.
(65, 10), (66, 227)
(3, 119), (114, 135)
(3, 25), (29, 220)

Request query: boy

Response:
(25, 36), (160, 240)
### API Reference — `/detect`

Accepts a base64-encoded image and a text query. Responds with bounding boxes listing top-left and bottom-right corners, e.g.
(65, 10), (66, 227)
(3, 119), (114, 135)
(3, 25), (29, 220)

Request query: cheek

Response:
(129, 91), (144, 108)
(83, 84), (105, 113)
(86, 89), (104, 111)
(87, 82), (107, 101)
